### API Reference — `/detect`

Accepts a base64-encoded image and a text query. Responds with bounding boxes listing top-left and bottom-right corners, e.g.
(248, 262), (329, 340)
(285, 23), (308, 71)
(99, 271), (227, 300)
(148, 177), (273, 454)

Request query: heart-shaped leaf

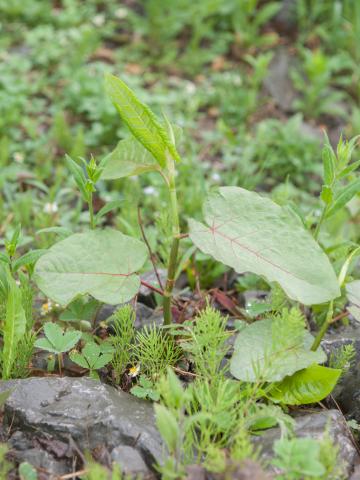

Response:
(35, 322), (82, 354)
(189, 187), (339, 305)
(230, 318), (326, 382)
(269, 365), (341, 405)
(34, 229), (148, 305)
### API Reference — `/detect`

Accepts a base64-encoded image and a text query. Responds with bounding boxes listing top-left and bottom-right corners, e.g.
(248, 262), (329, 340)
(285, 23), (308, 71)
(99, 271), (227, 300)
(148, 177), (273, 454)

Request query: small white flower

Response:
(115, 7), (128, 19)
(185, 82), (196, 95)
(143, 186), (158, 196)
(14, 152), (24, 163)
(211, 172), (221, 182)
(93, 14), (105, 26)
(129, 364), (140, 377)
(41, 300), (53, 316)
(43, 202), (58, 214)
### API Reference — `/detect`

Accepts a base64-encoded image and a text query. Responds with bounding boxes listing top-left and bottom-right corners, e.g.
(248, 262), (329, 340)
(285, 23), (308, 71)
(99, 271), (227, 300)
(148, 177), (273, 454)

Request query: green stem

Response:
(311, 300), (333, 351)
(163, 171), (180, 325)
(88, 192), (95, 229)
(313, 204), (328, 241)
(58, 352), (63, 376)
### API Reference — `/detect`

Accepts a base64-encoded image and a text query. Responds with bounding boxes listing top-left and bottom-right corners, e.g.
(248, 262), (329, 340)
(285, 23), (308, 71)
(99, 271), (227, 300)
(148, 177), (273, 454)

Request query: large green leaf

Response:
(269, 365), (341, 405)
(2, 271), (27, 379)
(105, 74), (180, 167)
(189, 187), (339, 305)
(230, 319), (326, 382)
(34, 229), (147, 305)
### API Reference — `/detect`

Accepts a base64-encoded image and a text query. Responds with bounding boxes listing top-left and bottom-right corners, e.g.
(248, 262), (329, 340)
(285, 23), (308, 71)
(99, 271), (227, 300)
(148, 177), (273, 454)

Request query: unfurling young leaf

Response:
(102, 125), (182, 180)
(105, 74), (180, 167)
(189, 187), (339, 305)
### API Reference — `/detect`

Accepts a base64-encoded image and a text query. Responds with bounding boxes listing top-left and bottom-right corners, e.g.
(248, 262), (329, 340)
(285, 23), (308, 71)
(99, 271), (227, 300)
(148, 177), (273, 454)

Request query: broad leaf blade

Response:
(105, 74), (180, 167)
(269, 365), (341, 405)
(35, 337), (59, 354)
(346, 280), (360, 304)
(34, 229), (147, 305)
(230, 319), (326, 382)
(59, 330), (82, 353)
(189, 187), (339, 305)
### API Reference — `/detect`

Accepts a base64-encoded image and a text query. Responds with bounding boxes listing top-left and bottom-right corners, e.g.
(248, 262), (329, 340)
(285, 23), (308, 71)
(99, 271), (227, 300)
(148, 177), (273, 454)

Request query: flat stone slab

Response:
(0, 377), (163, 475)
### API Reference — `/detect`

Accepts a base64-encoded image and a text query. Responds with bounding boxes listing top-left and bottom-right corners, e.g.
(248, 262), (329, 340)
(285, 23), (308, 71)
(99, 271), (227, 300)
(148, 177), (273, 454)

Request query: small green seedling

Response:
(272, 437), (325, 479)
(131, 376), (160, 401)
(35, 322), (81, 375)
(70, 342), (114, 379)
(19, 461), (38, 480)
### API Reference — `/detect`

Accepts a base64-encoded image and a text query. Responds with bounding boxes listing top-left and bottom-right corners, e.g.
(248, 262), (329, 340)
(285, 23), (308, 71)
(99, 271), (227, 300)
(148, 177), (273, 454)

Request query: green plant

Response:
(35, 322), (81, 374)
(0, 265), (27, 379)
(110, 305), (136, 383)
(272, 437), (326, 479)
(34, 77), (346, 331)
(329, 343), (356, 375)
(18, 462), (38, 480)
(230, 307), (341, 404)
(315, 135), (360, 240)
(175, 305), (230, 379)
(133, 323), (182, 380)
(70, 342), (114, 379)
(0, 444), (12, 480)
(131, 375), (160, 401)
(291, 49), (349, 119)
(11, 331), (36, 379)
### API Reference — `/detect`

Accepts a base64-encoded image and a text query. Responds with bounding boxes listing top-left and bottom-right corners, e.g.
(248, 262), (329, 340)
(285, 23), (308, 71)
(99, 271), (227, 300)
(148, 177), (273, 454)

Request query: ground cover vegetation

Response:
(1, 0), (360, 478)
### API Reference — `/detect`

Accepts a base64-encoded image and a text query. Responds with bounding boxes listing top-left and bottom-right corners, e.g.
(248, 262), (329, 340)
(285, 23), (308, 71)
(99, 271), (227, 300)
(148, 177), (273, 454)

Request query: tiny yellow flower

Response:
(40, 300), (53, 316)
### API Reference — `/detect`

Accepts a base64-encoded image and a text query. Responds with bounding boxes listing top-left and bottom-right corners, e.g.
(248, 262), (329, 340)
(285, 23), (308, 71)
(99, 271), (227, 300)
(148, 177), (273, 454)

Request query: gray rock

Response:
(272, 0), (297, 35)
(254, 409), (359, 476)
(322, 323), (360, 420)
(111, 445), (153, 478)
(138, 270), (167, 308)
(0, 377), (163, 473)
(351, 465), (360, 480)
(8, 431), (70, 478)
(264, 48), (298, 112)
(95, 302), (155, 328)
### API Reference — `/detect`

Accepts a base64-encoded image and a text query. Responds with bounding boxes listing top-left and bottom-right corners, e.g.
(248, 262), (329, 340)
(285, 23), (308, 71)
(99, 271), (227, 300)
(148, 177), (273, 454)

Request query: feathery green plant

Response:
(133, 323), (182, 380)
(110, 304), (135, 383)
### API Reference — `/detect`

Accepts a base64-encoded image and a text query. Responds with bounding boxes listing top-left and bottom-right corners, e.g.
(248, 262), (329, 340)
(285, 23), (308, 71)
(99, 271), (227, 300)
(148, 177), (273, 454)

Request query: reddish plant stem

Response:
(140, 279), (164, 296)
(137, 207), (164, 290)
